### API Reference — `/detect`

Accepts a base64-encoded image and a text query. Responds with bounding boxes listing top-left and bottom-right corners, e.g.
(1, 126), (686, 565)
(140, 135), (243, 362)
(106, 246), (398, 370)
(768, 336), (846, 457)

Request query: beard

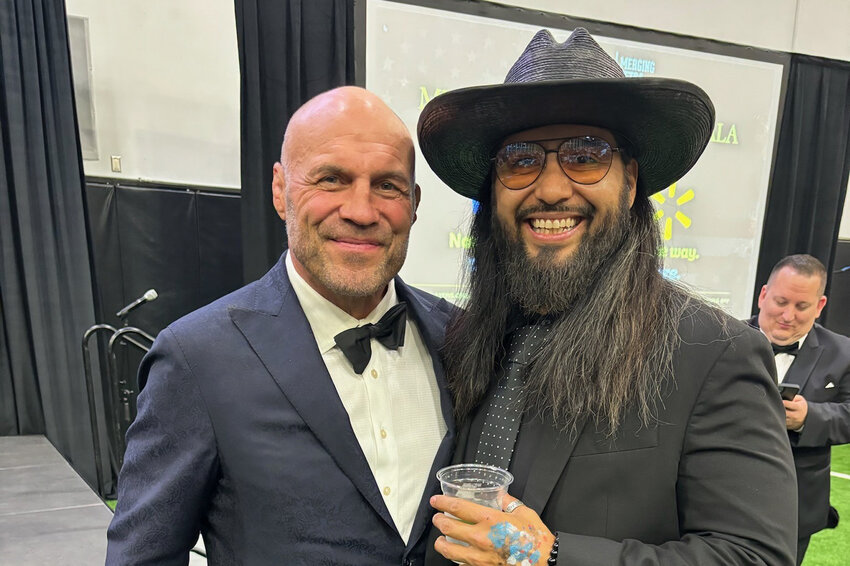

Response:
(493, 189), (631, 315)
(443, 182), (702, 436)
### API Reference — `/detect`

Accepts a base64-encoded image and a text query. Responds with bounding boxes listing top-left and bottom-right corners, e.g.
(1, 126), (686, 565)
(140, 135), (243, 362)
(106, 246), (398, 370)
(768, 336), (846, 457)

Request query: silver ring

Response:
(504, 500), (525, 513)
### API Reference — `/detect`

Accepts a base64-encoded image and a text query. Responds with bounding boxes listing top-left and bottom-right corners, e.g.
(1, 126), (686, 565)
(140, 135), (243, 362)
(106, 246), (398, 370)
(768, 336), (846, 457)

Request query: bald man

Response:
(106, 87), (456, 565)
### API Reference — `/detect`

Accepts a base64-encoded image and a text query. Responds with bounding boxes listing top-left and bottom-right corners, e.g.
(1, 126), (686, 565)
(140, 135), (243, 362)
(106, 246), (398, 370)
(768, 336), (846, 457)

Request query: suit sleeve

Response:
(555, 329), (798, 565)
(105, 328), (219, 566)
(792, 355), (850, 448)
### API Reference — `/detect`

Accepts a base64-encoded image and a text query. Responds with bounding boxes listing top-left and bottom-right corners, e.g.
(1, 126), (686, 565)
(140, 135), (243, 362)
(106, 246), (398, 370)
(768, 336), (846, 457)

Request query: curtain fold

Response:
(755, 55), (850, 322)
(0, 0), (100, 487)
(235, 0), (356, 282)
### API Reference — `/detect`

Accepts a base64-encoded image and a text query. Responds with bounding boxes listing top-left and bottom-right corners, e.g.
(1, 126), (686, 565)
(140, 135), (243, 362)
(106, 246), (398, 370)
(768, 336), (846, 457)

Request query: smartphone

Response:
(779, 383), (800, 401)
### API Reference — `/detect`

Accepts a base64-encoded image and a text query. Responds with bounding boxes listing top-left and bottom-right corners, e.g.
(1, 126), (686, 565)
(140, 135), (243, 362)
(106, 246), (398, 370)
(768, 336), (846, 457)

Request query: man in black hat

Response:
(418, 28), (797, 565)
(750, 254), (850, 565)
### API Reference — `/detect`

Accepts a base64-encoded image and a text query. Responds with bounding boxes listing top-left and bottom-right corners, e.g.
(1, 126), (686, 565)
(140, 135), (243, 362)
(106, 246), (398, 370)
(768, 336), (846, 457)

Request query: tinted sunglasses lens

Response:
(559, 137), (614, 184)
(495, 142), (545, 189)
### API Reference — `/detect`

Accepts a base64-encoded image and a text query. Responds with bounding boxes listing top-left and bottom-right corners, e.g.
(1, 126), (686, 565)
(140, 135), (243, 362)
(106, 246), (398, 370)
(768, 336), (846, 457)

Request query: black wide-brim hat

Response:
(417, 28), (715, 199)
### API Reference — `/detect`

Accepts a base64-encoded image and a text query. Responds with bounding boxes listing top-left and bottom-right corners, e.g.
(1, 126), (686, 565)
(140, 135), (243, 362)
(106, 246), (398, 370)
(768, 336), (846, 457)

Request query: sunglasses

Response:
(492, 136), (623, 190)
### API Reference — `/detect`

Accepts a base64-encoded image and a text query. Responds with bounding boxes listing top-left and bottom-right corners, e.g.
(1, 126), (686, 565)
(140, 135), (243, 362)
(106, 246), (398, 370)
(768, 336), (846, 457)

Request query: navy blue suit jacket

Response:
(106, 256), (456, 565)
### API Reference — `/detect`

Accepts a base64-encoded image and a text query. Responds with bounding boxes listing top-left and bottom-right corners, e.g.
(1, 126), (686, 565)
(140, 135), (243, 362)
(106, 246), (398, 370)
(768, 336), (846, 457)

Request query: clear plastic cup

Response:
(436, 464), (514, 548)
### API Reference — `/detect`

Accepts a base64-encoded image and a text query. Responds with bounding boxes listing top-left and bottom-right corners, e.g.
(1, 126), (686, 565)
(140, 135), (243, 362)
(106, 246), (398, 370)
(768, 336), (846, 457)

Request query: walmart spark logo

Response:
(651, 183), (694, 241)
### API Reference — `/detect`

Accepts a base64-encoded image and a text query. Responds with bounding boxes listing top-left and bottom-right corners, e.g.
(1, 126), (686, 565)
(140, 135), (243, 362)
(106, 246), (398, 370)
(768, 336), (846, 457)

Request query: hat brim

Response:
(417, 78), (715, 199)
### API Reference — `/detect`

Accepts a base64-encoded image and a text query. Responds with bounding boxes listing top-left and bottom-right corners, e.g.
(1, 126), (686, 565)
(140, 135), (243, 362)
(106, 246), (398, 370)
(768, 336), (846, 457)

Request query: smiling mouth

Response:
(331, 239), (385, 254)
(528, 217), (580, 235)
(335, 238), (380, 245)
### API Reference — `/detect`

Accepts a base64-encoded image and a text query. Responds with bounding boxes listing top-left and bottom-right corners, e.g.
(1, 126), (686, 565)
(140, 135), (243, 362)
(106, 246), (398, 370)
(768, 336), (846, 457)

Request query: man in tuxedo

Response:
(416, 28), (797, 565)
(106, 86), (455, 565)
(751, 254), (850, 565)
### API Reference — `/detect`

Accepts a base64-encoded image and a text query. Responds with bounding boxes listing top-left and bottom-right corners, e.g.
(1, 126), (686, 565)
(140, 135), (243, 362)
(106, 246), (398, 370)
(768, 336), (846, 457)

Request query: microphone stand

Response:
(108, 327), (155, 468)
(81, 291), (159, 497)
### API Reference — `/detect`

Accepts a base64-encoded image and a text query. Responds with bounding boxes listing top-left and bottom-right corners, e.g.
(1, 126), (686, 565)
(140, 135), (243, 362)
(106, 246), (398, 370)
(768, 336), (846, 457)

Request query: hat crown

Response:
(505, 28), (625, 84)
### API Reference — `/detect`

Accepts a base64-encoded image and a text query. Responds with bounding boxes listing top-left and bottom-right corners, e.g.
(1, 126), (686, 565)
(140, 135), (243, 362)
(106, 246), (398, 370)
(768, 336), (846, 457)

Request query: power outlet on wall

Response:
(110, 155), (122, 173)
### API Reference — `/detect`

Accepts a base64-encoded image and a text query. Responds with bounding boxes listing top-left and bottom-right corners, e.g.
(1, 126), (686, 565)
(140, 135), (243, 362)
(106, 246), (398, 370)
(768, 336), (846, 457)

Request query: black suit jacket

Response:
(750, 318), (850, 538)
(428, 307), (797, 565)
(106, 256), (456, 565)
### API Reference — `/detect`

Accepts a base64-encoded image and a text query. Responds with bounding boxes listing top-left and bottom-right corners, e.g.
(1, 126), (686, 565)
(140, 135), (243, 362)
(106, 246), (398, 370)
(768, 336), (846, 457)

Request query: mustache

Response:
(514, 202), (595, 222)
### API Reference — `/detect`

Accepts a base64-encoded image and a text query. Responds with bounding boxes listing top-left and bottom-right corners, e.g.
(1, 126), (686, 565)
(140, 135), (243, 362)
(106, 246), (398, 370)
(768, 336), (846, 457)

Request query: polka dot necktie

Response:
(475, 320), (553, 470)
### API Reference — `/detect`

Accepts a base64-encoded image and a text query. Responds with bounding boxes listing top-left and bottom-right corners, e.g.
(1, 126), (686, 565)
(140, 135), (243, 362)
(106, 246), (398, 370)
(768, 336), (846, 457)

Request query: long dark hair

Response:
(443, 181), (701, 436)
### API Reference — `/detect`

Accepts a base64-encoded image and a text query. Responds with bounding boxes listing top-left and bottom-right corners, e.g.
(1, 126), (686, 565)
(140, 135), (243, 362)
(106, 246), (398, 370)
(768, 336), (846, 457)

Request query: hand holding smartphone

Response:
(779, 383), (800, 401)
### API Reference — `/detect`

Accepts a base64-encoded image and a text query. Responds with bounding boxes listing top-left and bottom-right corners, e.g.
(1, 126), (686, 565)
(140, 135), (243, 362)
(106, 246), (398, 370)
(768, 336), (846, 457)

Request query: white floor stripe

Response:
(831, 470), (850, 480)
(0, 502), (105, 517)
(0, 464), (51, 471)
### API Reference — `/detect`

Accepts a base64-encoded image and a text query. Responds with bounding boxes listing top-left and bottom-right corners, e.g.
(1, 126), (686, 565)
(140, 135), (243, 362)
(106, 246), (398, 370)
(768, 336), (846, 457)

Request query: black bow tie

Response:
(772, 342), (800, 356)
(334, 303), (407, 374)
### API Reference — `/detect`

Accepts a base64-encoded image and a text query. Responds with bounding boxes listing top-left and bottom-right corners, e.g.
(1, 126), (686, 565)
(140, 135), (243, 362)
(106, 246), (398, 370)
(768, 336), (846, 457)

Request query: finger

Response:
(433, 535), (493, 566)
(500, 492), (520, 512)
(430, 495), (502, 524)
(432, 511), (480, 545)
(500, 493), (536, 522)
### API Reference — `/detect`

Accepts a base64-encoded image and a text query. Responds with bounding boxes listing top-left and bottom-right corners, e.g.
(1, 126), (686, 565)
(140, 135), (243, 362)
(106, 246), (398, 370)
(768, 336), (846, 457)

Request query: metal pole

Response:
(81, 324), (117, 498)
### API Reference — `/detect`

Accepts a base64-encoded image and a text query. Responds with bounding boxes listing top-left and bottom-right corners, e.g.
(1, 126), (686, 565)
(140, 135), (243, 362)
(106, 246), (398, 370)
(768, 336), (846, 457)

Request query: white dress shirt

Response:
(285, 253), (447, 543)
(773, 333), (808, 383)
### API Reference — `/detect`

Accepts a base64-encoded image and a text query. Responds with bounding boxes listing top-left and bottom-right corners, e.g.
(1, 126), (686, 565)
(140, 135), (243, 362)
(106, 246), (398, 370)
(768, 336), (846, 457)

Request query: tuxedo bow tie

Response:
(334, 302), (407, 374)
(771, 342), (800, 356)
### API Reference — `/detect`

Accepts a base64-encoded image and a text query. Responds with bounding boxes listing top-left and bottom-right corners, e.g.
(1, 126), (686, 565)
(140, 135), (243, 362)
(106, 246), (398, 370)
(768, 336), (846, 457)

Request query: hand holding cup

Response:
(433, 464), (555, 566)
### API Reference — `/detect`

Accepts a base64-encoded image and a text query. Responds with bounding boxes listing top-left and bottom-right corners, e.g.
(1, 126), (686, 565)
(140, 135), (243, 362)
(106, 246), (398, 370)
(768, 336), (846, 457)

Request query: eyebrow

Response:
(307, 165), (411, 186)
(307, 164), (347, 178)
(373, 170), (413, 187)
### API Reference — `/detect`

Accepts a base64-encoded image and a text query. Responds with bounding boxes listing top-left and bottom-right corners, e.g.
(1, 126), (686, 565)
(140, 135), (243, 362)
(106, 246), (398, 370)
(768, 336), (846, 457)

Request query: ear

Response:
(625, 160), (638, 208)
(757, 285), (768, 309)
(412, 184), (421, 224)
(815, 295), (827, 318)
(272, 162), (287, 221)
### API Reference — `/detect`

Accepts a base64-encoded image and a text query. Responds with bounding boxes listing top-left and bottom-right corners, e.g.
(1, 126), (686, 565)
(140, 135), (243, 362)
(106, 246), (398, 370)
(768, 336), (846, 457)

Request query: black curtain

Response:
(755, 55), (850, 320)
(83, 180), (243, 493)
(0, 0), (100, 487)
(235, 0), (356, 282)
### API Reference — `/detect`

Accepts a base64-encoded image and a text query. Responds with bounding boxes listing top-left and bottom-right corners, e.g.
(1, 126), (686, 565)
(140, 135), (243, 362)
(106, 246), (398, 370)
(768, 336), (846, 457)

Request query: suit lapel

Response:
(785, 327), (824, 392)
(229, 261), (397, 533)
(396, 278), (457, 549)
(520, 415), (586, 513)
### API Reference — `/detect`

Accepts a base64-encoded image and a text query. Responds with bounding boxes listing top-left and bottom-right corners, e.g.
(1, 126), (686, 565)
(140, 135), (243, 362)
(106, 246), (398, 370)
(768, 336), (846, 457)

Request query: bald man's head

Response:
(281, 86), (414, 181)
(270, 86), (421, 318)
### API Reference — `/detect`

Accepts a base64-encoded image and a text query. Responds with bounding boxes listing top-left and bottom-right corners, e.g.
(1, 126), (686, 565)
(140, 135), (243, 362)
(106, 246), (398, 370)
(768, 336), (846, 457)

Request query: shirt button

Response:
(371, 369), (378, 379)
(383, 486), (391, 496)
(380, 429), (387, 439)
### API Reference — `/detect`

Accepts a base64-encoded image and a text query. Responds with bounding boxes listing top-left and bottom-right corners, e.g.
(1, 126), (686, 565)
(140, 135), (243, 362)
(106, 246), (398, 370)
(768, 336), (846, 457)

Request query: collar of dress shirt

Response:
(759, 327), (809, 353)
(284, 251), (399, 355)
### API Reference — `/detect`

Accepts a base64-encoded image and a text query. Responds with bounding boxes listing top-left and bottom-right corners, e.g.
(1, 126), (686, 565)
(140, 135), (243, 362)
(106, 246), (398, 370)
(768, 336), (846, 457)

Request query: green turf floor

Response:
(805, 444), (850, 565)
